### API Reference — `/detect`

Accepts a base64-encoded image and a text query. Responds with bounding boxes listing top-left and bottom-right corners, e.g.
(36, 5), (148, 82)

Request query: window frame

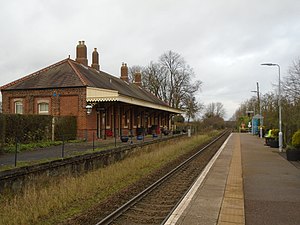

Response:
(15, 101), (23, 114)
(37, 101), (49, 115)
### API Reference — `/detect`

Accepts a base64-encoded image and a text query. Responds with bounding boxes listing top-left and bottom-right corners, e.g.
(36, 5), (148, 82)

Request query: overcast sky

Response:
(1, 0), (300, 119)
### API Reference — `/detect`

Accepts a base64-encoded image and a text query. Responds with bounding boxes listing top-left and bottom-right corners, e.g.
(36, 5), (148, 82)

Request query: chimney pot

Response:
(134, 71), (142, 87)
(120, 62), (129, 82)
(76, 40), (88, 66)
(91, 47), (100, 71)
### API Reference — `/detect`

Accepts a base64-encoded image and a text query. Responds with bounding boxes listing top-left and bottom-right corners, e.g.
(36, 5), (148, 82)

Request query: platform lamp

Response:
(261, 63), (282, 152)
(86, 104), (93, 115)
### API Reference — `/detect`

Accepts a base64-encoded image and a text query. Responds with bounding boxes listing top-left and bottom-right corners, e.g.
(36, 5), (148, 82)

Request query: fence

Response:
(0, 128), (192, 168)
(0, 133), (190, 194)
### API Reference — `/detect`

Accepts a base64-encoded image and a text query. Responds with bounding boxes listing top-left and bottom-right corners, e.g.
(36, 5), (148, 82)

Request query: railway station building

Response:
(0, 41), (182, 140)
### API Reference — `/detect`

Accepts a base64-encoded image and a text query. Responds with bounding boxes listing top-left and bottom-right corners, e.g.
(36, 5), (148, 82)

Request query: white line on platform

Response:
(163, 133), (232, 225)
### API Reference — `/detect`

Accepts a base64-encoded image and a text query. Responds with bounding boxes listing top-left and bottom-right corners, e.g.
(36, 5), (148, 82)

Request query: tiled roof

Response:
(0, 59), (169, 107)
(0, 59), (85, 90)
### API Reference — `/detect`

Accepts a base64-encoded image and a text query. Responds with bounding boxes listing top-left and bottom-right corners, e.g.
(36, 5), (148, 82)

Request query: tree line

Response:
(233, 59), (300, 144)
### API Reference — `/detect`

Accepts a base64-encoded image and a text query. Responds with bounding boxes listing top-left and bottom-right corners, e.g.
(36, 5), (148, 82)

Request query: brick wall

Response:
(1, 87), (88, 138)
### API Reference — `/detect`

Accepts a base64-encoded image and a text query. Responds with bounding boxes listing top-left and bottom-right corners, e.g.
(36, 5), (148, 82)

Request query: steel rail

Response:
(95, 129), (230, 225)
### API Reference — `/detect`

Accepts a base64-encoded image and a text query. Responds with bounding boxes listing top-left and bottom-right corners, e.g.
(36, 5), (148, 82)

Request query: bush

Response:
(291, 130), (300, 148)
(271, 129), (279, 139)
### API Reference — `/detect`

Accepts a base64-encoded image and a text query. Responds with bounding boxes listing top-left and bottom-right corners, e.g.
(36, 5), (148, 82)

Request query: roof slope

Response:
(74, 62), (167, 106)
(0, 59), (169, 107)
(1, 59), (86, 90)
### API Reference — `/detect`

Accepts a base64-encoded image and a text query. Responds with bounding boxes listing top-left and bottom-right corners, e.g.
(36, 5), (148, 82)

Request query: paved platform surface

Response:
(165, 133), (300, 225)
(241, 133), (300, 225)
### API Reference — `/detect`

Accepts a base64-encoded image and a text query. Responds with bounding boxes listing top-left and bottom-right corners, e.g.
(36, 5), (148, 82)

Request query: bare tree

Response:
(204, 102), (226, 119)
(128, 65), (144, 83)
(131, 50), (202, 111)
(215, 102), (226, 118)
(282, 59), (300, 101)
(142, 61), (167, 101)
(201, 102), (225, 129)
(182, 94), (203, 122)
(158, 50), (202, 109)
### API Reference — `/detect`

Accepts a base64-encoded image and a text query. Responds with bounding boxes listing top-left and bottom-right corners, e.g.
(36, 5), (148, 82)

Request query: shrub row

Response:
(54, 116), (77, 141)
(0, 114), (77, 148)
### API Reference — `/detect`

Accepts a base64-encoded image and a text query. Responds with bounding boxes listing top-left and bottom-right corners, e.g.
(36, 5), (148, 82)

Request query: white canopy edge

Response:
(86, 87), (183, 114)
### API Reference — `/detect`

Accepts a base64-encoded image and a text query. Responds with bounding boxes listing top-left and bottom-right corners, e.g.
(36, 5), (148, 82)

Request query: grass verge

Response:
(0, 131), (219, 225)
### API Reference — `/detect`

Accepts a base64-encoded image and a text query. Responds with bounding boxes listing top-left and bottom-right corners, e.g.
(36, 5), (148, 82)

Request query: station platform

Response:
(165, 133), (300, 225)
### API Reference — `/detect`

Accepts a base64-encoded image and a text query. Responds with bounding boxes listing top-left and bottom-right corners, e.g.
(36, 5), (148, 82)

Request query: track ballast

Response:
(96, 130), (231, 225)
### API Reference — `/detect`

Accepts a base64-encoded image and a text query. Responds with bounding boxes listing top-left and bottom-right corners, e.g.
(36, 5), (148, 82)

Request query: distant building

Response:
(0, 41), (182, 139)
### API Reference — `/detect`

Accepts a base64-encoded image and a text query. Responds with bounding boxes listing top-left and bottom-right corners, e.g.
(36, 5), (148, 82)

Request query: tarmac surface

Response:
(165, 133), (300, 225)
(241, 134), (300, 225)
(0, 134), (172, 167)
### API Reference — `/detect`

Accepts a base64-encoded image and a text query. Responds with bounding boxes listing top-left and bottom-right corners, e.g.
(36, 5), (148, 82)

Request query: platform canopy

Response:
(86, 87), (182, 114)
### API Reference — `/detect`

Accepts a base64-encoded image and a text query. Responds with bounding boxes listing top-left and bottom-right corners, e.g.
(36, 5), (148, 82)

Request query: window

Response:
(15, 101), (23, 114)
(38, 102), (49, 114)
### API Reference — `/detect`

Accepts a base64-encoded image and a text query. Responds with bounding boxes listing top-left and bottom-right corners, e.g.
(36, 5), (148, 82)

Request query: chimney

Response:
(91, 48), (100, 70)
(76, 40), (88, 66)
(120, 62), (129, 82)
(134, 71), (142, 87)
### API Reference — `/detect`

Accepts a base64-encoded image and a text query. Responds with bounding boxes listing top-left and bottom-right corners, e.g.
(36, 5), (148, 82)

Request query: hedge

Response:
(0, 114), (77, 148)
(54, 116), (77, 141)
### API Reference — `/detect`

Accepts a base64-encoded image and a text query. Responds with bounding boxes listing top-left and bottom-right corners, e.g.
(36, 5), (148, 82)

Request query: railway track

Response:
(95, 130), (231, 225)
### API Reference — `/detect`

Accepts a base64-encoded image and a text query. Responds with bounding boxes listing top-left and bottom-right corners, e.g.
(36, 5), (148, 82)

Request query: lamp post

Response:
(251, 82), (263, 139)
(261, 63), (282, 152)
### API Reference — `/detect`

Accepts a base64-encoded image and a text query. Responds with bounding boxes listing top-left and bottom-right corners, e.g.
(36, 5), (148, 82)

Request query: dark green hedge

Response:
(54, 116), (77, 141)
(0, 114), (77, 147)
(0, 114), (52, 144)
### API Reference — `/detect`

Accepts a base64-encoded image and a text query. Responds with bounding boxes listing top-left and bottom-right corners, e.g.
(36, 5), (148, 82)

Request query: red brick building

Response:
(0, 41), (182, 139)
